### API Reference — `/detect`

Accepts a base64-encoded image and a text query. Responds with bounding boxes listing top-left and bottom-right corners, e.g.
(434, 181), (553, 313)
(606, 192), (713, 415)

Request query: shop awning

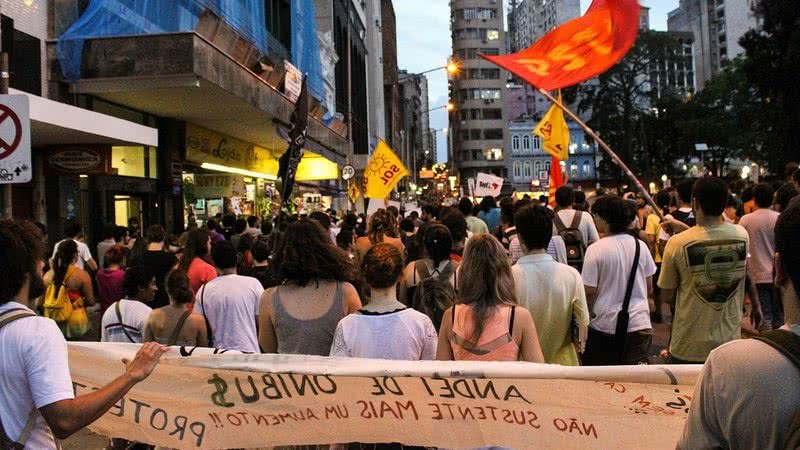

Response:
(10, 88), (158, 147)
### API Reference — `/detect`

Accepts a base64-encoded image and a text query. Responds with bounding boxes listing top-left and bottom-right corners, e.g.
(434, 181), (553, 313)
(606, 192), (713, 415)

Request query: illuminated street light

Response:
(446, 102), (456, 112)
(446, 61), (460, 76)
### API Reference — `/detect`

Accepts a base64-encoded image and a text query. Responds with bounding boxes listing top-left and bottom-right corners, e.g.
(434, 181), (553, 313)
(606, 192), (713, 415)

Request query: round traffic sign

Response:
(0, 104), (23, 161)
(342, 164), (356, 180)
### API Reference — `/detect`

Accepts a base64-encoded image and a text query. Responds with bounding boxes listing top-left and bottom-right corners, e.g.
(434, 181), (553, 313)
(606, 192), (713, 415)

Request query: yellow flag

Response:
(365, 140), (409, 199)
(534, 95), (570, 161)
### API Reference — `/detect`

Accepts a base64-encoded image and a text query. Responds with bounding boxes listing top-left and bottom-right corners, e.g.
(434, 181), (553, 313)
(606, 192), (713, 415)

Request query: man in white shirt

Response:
(51, 220), (97, 272)
(552, 186), (600, 244)
(196, 241), (263, 352)
(459, 198), (489, 234)
(0, 219), (165, 449)
(511, 205), (589, 366)
(738, 183), (782, 330)
(679, 202), (800, 449)
(101, 266), (156, 343)
(581, 195), (657, 365)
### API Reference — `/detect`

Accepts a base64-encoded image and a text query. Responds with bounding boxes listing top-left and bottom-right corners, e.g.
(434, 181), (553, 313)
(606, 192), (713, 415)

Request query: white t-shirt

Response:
(0, 302), (75, 449)
(553, 210), (600, 244)
(96, 238), (116, 269)
(195, 274), (263, 353)
(330, 308), (438, 360)
(509, 235), (567, 265)
(101, 299), (153, 343)
(581, 234), (657, 334)
(738, 208), (780, 284)
(51, 239), (93, 271)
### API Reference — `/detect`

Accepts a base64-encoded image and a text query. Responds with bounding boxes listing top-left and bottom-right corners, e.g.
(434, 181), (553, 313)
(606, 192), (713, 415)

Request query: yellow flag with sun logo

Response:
(364, 141), (409, 199)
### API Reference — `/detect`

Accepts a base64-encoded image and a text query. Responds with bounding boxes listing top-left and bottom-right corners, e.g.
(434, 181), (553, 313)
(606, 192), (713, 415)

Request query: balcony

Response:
(51, 31), (348, 161)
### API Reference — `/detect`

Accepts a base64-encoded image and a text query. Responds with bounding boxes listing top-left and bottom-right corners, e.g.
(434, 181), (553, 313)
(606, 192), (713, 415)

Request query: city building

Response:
(398, 70), (430, 179)
(1, 0), (384, 244)
(381, 0), (402, 150)
(364, 0), (386, 148)
(508, 119), (599, 194)
(450, 0), (508, 184)
(668, 0), (759, 89)
(508, 0), (581, 52)
(647, 31), (697, 100)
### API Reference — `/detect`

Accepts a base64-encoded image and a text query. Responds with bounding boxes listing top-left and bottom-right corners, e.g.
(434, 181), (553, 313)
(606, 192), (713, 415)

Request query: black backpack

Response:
(754, 330), (800, 450)
(553, 211), (587, 270)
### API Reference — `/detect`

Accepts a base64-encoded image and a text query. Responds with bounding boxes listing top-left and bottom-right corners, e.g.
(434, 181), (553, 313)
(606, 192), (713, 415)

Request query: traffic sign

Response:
(341, 164), (356, 180)
(0, 95), (31, 184)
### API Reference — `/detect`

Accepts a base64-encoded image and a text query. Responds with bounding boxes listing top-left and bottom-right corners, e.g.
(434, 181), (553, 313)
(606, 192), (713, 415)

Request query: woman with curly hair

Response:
(258, 219), (362, 355)
(353, 208), (404, 266)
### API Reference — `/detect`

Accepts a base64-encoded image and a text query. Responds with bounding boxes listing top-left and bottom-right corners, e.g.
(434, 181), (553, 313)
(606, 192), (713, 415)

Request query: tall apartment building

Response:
(648, 31), (697, 100)
(508, 0), (581, 52)
(398, 70), (430, 178)
(668, 0), (758, 89)
(450, 1), (508, 183)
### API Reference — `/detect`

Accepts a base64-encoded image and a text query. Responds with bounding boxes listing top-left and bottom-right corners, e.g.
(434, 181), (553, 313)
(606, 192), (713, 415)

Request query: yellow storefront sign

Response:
(186, 123), (337, 181)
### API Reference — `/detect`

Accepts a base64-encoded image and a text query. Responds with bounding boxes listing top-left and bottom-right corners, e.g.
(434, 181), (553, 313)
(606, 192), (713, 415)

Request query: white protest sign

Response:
(0, 95), (31, 183)
(68, 343), (699, 450)
(475, 172), (503, 198)
(467, 177), (476, 198)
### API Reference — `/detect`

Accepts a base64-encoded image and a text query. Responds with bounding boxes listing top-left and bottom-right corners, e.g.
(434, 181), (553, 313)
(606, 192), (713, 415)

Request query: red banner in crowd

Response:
(549, 156), (564, 208)
(481, 0), (640, 90)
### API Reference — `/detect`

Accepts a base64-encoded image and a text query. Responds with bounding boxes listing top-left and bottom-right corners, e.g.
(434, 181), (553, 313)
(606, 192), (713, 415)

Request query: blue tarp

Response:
(57, 0), (325, 104)
(291, 0), (325, 104)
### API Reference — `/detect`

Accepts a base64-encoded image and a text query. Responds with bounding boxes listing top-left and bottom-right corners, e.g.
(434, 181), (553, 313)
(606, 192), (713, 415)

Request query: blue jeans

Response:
(758, 283), (783, 330)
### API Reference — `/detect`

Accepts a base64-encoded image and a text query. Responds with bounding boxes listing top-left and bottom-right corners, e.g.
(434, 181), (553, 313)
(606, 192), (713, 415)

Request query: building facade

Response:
(381, 0), (401, 150)
(398, 71), (430, 179)
(648, 31), (697, 100)
(508, 120), (598, 194)
(508, 0), (581, 52)
(668, 0), (758, 89)
(450, 0), (508, 184)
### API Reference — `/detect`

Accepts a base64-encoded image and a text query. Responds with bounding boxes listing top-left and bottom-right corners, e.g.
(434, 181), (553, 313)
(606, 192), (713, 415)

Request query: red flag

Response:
(548, 156), (564, 208)
(481, 0), (640, 90)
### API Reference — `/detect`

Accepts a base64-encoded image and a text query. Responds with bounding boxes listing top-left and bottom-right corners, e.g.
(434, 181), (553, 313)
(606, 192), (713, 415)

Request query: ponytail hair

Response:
(53, 240), (78, 287)
(423, 224), (453, 267)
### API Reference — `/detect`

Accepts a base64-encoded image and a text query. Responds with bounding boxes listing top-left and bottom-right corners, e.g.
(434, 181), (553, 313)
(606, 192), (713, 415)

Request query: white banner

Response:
(68, 343), (700, 449)
(475, 172), (504, 198)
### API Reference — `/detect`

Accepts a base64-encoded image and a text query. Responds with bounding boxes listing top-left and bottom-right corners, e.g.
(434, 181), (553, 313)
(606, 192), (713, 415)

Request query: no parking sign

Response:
(0, 95), (31, 184)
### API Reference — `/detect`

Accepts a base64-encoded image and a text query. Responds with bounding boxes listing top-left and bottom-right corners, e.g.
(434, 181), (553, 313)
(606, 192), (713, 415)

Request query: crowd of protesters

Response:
(2, 164), (800, 448)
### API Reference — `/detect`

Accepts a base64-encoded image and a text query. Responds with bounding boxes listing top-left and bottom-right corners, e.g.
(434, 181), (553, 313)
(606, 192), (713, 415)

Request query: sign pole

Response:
(1, 52), (11, 218)
(537, 88), (664, 219)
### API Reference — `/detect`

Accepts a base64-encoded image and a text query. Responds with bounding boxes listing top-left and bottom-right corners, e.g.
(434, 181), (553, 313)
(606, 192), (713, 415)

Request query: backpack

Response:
(410, 260), (457, 330)
(553, 211), (587, 270)
(43, 270), (74, 323)
(0, 307), (38, 449)
(754, 330), (800, 450)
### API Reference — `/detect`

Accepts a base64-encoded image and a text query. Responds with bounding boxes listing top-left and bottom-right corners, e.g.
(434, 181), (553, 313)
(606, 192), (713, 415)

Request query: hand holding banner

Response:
(480, 0), (639, 90)
(535, 94), (571, 161)
(365, 141), (408, 199)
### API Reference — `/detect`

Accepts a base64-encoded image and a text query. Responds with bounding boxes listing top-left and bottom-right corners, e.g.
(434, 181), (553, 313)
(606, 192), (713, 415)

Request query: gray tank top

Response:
(272, 281), (345, 356)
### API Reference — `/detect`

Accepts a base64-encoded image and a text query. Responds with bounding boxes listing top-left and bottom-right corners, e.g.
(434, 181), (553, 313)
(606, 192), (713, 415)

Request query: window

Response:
(2, 15), (42, 95)
(569, 143), (577, 155)
(485, 148), (503, 161)
(513, 161), (521, 178)
(484, 129), (503, 140)
(480, 89), (501, 99)
(472, 149), (482, 160)
(533, 135), (542, 150)
(461, 7), (497, 20)
(522, 135), (531, 150)
(570, 162), (579, 178)
(583, 160), (592, 177)
(534, 161), (541, 175)
(486, 29), (500, 40)
(265, 0), (292, 54)
(470, 129), (482, 140)
(482, 108), (502, 119)
(481, 48), (500, 56)
(512, 135), (520, 150)
(545, 161), (551, 173)
(523, 161), (532, 178)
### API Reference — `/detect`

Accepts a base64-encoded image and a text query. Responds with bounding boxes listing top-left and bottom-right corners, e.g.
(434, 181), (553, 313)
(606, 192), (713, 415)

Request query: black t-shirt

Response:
(137, 250), (178, 308)
(241, 265), (283, 289)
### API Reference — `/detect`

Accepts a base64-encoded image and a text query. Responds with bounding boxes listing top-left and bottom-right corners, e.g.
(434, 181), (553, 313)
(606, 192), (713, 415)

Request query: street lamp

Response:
(398, 59), (461, 82)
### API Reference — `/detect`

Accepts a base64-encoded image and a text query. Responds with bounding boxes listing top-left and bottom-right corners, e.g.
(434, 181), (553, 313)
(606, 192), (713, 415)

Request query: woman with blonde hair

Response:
(437, 234), (544, 363)
(353, 208), (404, 265)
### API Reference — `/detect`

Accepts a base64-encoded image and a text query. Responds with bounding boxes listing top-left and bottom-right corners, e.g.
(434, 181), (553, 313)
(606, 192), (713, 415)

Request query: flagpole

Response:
(537, 88), (664, 220)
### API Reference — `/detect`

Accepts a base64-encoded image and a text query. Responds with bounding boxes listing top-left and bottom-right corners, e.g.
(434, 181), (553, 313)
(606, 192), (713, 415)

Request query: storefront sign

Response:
(46, 146), (112, 175)
(185, 124), (277, 176)
(192, 174), (247, 198)
(69, 343), (699, 450)
(0, 95), (31, 183)
(419, 169), (434, 179)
